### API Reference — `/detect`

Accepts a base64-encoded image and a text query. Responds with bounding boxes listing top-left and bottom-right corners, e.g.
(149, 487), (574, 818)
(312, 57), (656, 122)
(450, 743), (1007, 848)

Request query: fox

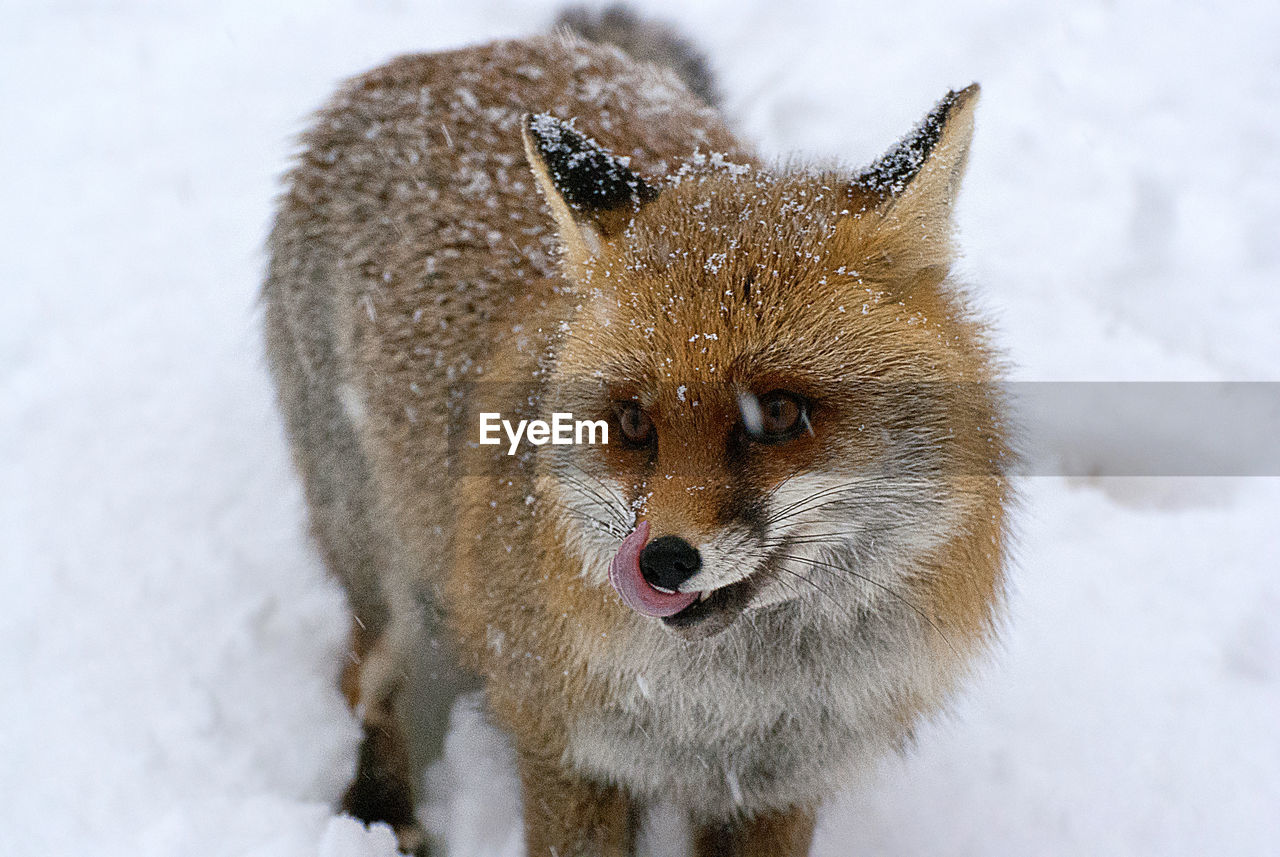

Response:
(263, 6), (1012, 856)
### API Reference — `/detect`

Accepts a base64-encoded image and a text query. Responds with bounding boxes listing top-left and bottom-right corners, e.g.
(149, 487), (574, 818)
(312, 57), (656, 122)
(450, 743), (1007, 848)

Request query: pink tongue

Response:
(609, 521), (699, 618)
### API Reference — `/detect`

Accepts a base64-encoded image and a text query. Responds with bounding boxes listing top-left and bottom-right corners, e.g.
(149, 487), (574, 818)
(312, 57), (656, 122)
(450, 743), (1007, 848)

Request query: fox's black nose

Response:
(639, 535), (702, 592)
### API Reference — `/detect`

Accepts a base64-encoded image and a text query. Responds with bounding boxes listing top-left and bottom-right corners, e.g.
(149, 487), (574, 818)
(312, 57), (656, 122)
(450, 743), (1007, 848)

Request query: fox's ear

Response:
(848, 84), (980, 255)
(521, 113), (658, 270)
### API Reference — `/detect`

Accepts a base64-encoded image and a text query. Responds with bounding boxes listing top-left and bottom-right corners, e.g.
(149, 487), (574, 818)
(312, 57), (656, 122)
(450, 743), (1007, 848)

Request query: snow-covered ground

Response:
(4, 1), (1278, 855)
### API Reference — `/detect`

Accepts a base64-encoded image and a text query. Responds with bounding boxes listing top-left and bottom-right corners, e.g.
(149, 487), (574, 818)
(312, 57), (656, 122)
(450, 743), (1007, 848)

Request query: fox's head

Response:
(522, 86), (1009, 641)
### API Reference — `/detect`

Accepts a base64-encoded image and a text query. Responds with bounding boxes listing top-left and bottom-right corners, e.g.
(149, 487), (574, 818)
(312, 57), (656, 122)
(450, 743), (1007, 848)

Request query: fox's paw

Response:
(341, 722), (427, 855)
(342, 781), (426, 855)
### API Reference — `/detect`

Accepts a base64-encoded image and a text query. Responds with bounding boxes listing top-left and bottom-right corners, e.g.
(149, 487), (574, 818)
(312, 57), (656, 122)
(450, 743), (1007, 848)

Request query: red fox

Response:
(264, 7), (1011, 855)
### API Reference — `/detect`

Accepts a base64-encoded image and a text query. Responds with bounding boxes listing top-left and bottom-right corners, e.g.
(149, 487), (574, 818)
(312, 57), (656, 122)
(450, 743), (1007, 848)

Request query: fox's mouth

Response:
(609, 522), (759, 640)
(659, 575), (758, 639)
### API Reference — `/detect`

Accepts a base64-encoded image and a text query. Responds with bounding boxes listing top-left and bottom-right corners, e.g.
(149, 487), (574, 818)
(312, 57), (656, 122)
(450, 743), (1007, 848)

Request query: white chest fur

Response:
(565, 599), (951, 817)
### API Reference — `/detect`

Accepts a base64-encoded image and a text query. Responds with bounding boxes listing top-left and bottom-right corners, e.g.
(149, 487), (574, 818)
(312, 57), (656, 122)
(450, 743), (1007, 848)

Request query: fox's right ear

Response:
(521, 113), (658, 272)
(845, 84), (980, 269)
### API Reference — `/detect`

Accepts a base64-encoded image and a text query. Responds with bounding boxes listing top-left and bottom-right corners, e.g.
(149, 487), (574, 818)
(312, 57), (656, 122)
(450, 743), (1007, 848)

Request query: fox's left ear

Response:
(848, 84), (980, 258)
(521, 114), (658, 274)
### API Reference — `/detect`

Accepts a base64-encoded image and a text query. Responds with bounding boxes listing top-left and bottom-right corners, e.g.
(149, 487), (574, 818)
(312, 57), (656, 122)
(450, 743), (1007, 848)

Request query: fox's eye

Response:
(615, 401), (654, 446)
(753, 390), (809, 443)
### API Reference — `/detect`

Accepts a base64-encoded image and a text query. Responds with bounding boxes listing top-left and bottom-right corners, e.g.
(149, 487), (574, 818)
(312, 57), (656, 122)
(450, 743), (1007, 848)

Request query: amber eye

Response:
(753, 390), (809, 443)
(614, 401), (655, 447)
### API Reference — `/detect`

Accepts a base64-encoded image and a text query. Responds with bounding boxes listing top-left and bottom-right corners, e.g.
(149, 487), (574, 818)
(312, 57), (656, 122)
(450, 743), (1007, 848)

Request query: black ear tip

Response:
(522, 114), (656, 213)
(852, 85), (979, 197)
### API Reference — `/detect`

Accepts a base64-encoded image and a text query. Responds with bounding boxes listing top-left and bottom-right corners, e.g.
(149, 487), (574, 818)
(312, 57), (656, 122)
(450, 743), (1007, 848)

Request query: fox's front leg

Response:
(692, 806), (816, 857)
(518, 754), (639, 857)
(339, 616), (424, 854)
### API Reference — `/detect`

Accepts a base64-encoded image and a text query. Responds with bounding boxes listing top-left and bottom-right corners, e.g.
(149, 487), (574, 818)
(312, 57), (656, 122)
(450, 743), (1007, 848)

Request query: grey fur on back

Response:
(556, 4), (721, 107)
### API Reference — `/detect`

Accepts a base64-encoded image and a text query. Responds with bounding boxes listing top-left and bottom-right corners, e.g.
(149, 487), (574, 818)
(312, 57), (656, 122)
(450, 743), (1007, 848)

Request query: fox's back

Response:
(268, 33), (737, 403)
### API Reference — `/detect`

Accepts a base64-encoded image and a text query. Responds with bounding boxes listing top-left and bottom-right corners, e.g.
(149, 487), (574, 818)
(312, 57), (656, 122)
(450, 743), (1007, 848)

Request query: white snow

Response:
(3, 1), (1278, 856)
